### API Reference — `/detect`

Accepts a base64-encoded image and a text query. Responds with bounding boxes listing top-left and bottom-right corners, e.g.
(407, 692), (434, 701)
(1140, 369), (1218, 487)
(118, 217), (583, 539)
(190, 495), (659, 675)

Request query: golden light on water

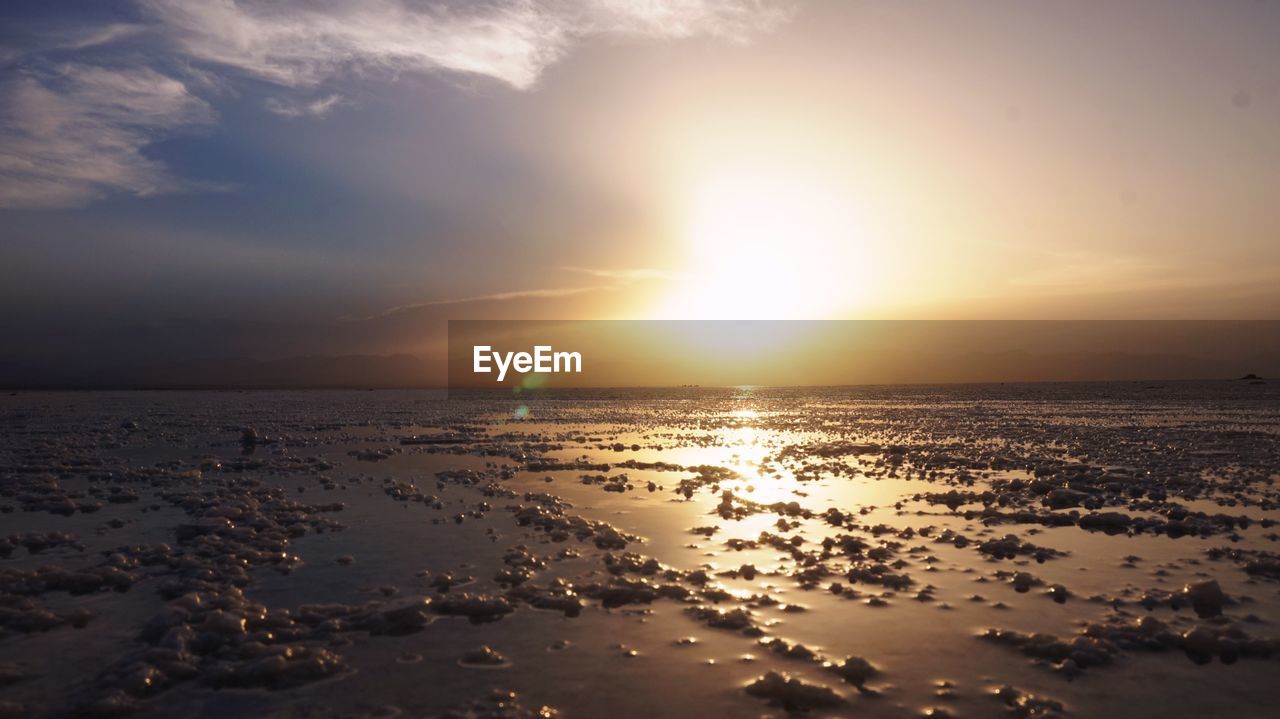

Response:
(707, 419), (804, 506)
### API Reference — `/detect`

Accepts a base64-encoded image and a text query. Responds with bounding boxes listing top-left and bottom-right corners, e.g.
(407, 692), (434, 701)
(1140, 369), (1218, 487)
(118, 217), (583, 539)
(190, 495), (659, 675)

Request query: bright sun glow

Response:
(657, 167), (874, 319)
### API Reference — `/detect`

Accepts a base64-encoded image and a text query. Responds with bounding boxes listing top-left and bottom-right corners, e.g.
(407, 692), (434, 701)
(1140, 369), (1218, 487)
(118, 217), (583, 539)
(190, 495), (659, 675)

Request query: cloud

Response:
(358, 265), (679, 320)
(263, 93), (346, 117)
(0, 64), (214, 208)
(563, 266), (682, 281)
(0, 0), (791, 208)
(356, 285), (607, 321)
(54, 23), (147, 51)
(1, 23), (146, 61)
(141, 0), (792, 90)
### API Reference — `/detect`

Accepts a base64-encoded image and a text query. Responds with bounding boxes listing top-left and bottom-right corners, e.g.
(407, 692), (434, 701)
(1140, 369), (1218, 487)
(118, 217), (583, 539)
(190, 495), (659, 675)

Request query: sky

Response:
(2, 1), (1279, 381)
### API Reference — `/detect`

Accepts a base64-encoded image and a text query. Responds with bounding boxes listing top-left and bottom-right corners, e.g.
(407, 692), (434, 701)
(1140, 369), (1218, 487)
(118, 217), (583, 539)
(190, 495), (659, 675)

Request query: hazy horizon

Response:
(2, 320), (1273, 389)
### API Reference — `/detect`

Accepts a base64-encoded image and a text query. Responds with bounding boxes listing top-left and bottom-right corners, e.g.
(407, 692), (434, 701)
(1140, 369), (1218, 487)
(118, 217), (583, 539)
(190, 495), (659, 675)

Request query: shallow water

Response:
(1, 382), (1278, 718)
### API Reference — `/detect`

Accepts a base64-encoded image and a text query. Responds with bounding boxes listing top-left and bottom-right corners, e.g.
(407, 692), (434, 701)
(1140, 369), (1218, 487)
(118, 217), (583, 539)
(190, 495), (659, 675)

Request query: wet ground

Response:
(1, 382), (1278, 718)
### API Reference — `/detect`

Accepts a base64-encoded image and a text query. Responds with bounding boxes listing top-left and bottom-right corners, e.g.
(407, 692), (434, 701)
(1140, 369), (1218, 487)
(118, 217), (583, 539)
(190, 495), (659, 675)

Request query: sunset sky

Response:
(2, 1), (1279, 378)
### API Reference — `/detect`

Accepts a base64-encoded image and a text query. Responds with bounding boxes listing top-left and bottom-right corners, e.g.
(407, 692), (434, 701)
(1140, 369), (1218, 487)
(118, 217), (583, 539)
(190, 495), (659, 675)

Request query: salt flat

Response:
(1, 382), (1277, 718)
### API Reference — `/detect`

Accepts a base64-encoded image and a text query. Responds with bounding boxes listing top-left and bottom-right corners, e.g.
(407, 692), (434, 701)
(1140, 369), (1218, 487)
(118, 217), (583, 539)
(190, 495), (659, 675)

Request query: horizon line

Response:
(1, 375), (1266, 393)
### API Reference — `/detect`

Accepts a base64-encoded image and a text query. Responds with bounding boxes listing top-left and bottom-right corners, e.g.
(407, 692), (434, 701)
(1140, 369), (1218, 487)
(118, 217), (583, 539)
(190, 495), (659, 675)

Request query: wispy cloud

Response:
(142, 0), (793, 90)
(0, 64), (214, 208)
(1, 22), (147, 60)
(263, 93), (346, 118)
(353, 285), (608, 321)
(1007, 251), (1174, 290)
(562, 266), (682, 281)
(53, 23), (147, 52)
(355, 265), (677, 321)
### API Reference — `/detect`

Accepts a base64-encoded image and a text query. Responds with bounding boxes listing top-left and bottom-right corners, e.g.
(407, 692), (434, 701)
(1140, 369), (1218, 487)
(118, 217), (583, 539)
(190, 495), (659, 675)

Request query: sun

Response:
(656, 166), (873, 320)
